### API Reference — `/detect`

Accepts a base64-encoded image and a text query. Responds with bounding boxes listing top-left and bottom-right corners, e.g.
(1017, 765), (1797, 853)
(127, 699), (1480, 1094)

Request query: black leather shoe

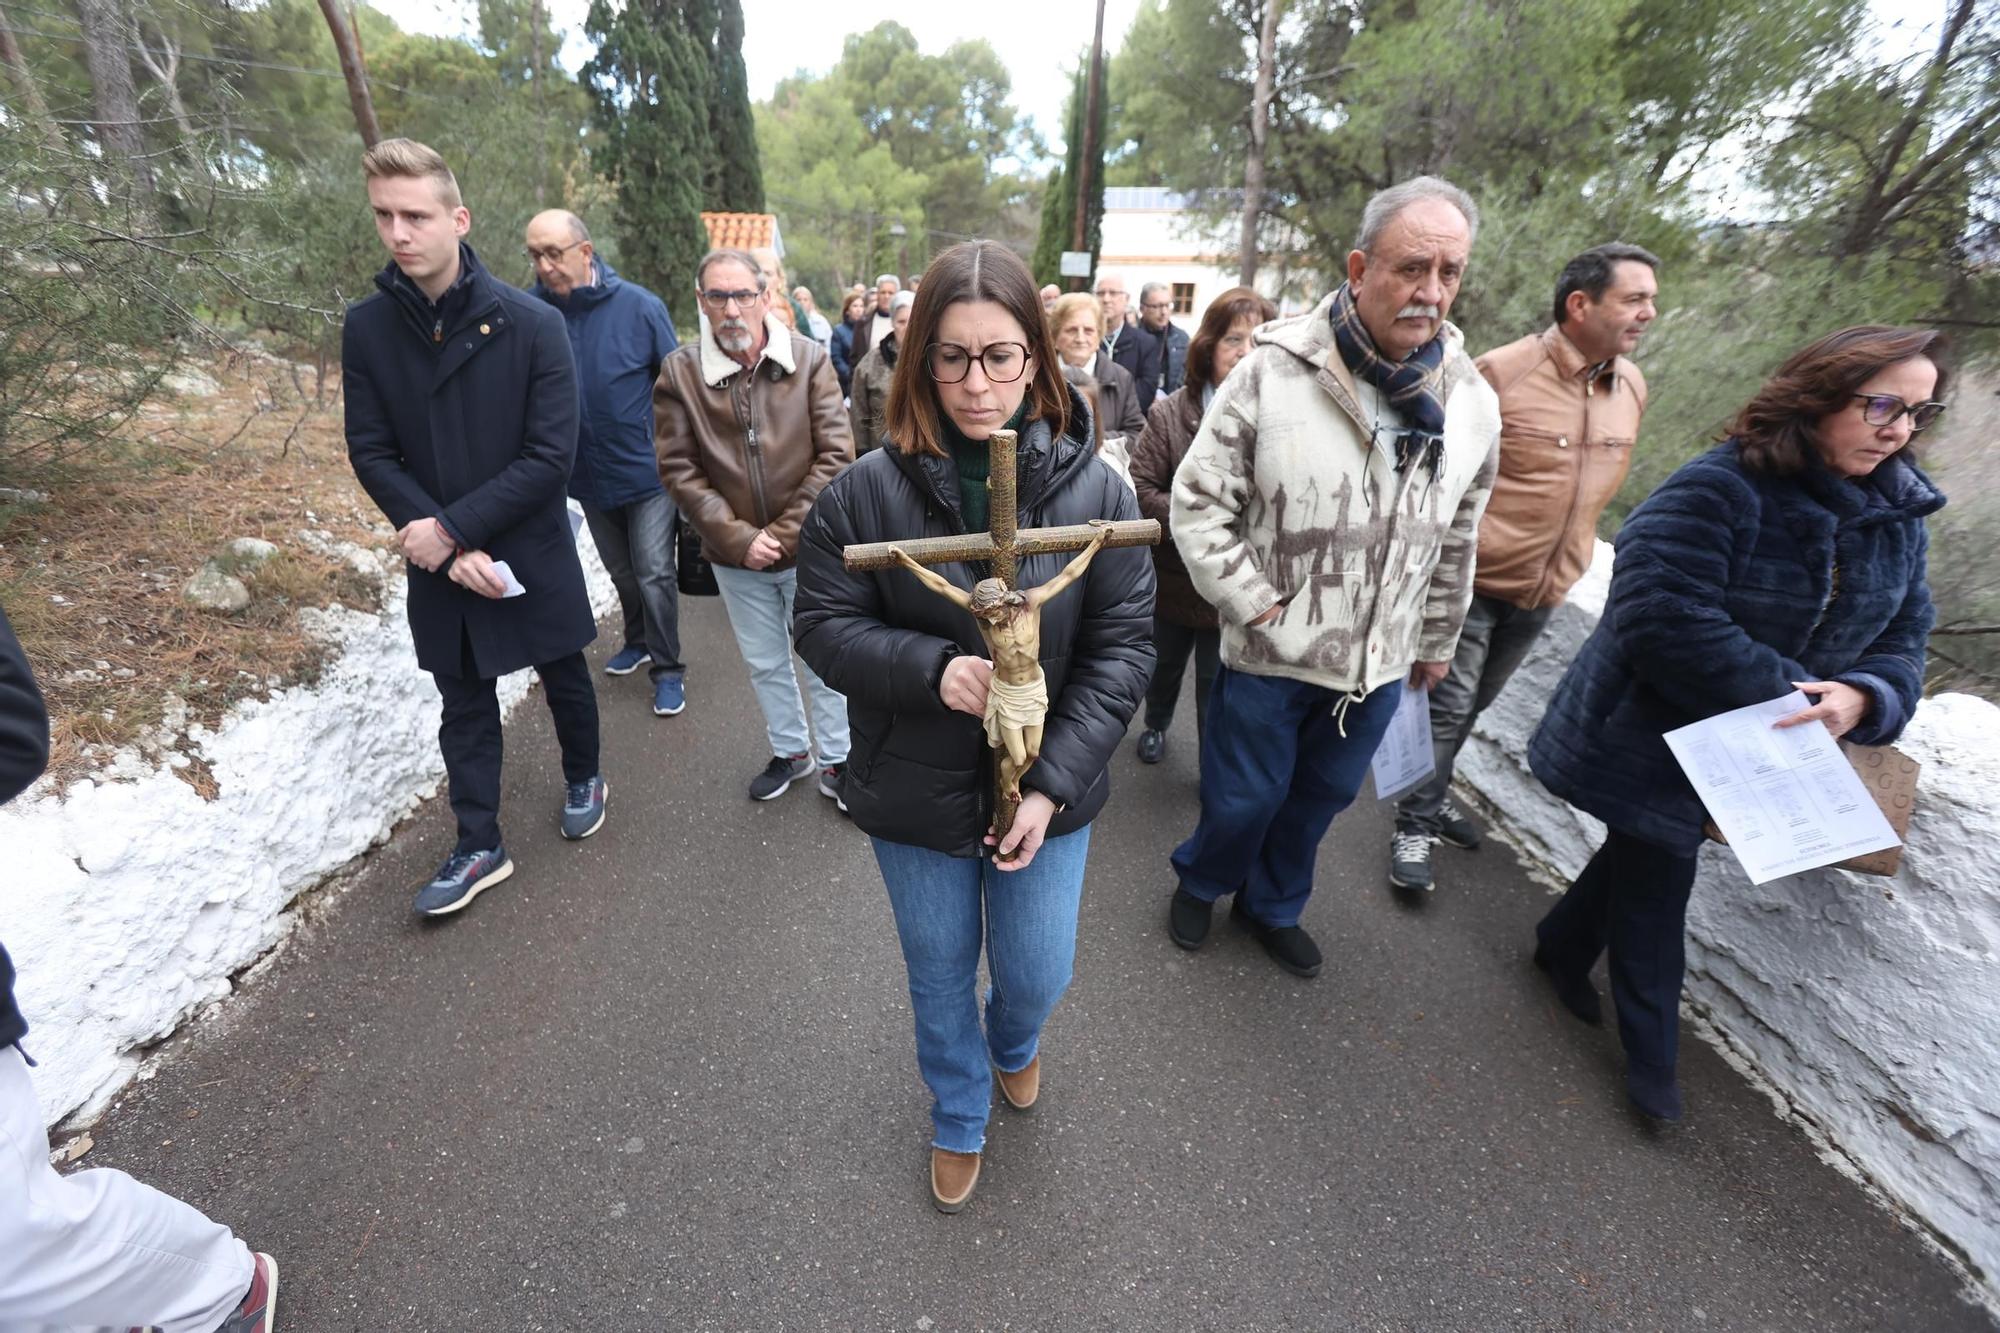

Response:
(1136, 728), (1167, 764)
(1533, 945), (1604, 1026)
(1168, 887), (1213, 949)
(1626, 1062), (1683, 1122)
(1232, 898), (1322, 978)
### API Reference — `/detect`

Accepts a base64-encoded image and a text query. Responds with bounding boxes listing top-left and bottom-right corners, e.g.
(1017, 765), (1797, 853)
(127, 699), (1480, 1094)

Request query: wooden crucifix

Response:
(842, 427), (1161, 860)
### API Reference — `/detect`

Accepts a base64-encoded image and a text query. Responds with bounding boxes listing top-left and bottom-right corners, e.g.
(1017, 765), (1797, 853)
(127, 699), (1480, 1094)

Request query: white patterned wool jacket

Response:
(1170, 292), (1501, 694)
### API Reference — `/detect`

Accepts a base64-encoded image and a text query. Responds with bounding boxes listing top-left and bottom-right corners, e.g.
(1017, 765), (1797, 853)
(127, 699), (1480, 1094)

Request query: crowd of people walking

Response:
(0, 124), (1952, 1322)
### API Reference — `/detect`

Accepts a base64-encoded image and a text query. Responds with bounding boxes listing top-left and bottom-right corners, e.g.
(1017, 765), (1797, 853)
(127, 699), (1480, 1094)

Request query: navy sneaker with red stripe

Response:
(218, 1251), (279, 1332)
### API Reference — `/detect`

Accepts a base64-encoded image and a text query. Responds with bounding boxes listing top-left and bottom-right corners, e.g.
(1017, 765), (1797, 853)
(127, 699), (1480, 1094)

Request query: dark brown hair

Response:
(1186, 286), (1279, 388)
(1730, 325), (1951, 476)
(886, 241), (1069, 459)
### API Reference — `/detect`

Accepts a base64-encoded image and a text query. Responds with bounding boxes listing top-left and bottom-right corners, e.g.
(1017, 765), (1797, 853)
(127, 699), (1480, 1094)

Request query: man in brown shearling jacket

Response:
(1388, 242), (1659, 894)
(655, 248), (856, 804)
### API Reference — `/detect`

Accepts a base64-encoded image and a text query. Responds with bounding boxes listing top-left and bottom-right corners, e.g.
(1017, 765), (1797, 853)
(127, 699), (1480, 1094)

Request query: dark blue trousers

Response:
(432, 628), (600, 853)
(1170, 667), (1401, 927)
(1535, 829), (1698, 1076)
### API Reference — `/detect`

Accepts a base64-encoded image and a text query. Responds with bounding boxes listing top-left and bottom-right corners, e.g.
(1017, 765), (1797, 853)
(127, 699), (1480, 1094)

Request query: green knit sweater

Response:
(944, 401), (1031, 534)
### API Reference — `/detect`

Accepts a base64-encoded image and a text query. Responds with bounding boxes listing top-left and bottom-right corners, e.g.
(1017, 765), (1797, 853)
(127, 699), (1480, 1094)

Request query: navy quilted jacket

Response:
(1529, 441), (1943, 853)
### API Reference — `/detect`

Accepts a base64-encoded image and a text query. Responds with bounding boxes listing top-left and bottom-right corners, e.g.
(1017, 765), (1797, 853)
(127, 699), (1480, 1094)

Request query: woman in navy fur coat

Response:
(1527, 326), (1948, 1122)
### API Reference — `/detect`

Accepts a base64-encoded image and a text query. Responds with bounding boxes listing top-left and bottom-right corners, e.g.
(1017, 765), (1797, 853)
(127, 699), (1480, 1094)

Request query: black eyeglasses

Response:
(523, 239), (586, 265)
(1851, 394), (1946, 432)
(700, 287), (764, 310)
(925, 341), (1030, 384)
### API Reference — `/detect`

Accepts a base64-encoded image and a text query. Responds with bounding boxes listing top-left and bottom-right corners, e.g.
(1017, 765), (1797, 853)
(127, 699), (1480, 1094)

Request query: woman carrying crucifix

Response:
(794, 241), (1155, 1215)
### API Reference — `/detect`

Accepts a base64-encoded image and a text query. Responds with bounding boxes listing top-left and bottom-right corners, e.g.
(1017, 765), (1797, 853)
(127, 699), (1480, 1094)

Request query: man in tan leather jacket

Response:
(1389, 243), (1659, 894)
(655, 248), (856, 805)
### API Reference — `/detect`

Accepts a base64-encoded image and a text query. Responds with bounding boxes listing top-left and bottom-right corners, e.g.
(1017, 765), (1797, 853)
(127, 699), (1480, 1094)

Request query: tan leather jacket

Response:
(654, 314), (854, 571)
(1473, 326), (1647, 609)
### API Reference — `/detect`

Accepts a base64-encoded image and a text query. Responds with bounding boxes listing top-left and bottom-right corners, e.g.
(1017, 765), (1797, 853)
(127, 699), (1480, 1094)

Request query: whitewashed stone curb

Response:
(7, 523), (616, 1126)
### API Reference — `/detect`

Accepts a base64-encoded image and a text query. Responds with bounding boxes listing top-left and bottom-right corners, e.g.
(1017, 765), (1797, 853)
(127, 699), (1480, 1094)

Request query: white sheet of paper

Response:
(1371, 682), (1435, 801)
(488, 560), (528, 598)
(1663, 691), (1900, 885)
(568, 504), (585, 541)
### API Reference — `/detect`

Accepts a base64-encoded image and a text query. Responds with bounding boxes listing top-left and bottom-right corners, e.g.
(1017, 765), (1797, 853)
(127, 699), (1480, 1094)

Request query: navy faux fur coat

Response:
(1530, 441), (1944, 853)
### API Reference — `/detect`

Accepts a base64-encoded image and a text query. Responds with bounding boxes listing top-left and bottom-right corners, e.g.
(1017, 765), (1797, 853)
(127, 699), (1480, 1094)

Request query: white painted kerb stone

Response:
(4, 529), (616, 1127)
(1457, 537), (2000, 1299)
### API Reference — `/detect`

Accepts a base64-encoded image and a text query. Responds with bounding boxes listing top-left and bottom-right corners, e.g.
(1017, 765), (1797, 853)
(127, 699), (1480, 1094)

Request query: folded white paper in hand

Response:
(488, 560), (528, 598)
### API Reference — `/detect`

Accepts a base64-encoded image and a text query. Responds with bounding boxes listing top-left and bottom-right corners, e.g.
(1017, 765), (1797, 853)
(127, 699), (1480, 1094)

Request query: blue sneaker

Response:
(605, 645), (650, 676)
(415, 847), (513, 916)
(652, 675), (686, 716)
(561, 774), (608, 840)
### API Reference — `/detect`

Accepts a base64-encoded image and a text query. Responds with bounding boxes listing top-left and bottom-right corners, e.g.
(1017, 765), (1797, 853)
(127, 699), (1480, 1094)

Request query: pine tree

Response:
(705, 0), (763, 211)
(1031, 66), (1104, 289)
(583, 0), (712, 328)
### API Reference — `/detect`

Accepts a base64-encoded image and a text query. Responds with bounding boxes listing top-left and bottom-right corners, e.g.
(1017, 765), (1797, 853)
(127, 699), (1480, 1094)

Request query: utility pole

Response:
(318, 0), (381, 147)
(1240, 0), (1280, 287)
(1068, 0), (1106, 292)
(530, 0), (547, 206)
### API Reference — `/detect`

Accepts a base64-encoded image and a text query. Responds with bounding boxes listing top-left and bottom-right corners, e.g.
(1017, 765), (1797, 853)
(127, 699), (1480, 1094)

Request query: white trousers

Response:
(0, 1045), (251, 1333)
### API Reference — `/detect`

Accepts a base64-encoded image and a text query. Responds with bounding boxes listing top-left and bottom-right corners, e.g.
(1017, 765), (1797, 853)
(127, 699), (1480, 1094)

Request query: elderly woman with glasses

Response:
(1527, 325), (1948, 1123)
(794, 241), (1154, 1213)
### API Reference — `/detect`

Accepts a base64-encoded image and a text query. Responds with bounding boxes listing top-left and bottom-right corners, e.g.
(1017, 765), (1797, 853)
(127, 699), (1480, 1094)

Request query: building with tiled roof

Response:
(701, 211), (784, 256)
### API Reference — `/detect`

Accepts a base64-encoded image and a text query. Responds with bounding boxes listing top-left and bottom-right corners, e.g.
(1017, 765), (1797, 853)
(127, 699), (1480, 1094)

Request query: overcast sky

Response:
(369, 0), (1147, 151)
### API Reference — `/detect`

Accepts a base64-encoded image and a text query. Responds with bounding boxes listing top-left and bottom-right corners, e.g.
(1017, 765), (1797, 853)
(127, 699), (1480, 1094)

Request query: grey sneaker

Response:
(817, 763), (849, 814)
(560, 775), (608, 840)
(749, 753), (813, 801)
(214, 1250), (277, 1332)
(1388, 828), (1435, 892)
(415, 848), (513, 916)
(1437, 798), (1482, 850)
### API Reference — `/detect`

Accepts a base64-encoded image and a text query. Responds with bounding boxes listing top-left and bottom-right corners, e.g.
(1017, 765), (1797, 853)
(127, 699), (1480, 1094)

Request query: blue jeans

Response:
(711, 563), (849, 766)
(873, 828), (1092, 1153)
(1171, 667), (1401, 927)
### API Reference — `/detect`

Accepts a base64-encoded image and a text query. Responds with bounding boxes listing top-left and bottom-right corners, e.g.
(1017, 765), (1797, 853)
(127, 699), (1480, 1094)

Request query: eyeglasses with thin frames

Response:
(700, 287), (764, 311)
(925, 341), (1030, 385)
(523, 239), (586, 266)
(1850, 393), (1946, 432)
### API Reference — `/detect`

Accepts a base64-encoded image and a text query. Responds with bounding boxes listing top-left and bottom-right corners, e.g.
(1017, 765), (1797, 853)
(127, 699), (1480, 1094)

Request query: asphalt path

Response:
(81, 594), (1991, 1332)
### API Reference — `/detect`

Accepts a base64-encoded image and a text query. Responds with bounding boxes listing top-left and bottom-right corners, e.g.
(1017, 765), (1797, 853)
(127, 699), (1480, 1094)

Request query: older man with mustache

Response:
(1386, 242), (1660, 895)
(1165, 176), (1500, 979)
(654, 249), (856, 804)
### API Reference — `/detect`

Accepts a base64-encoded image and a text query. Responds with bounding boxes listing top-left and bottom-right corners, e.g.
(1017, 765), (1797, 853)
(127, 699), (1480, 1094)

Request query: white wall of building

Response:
(1096, 187), (1320, 331)
(1457, 539), (2000, 1305)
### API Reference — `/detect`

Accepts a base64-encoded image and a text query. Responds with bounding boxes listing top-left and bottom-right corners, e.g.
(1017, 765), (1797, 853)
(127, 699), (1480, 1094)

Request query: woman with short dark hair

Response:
(830, 291), (869, 397)
(794, 240), (1154, 1212)
(1126, 285), (1276, 763)
(1528, 325), (1948, 1122)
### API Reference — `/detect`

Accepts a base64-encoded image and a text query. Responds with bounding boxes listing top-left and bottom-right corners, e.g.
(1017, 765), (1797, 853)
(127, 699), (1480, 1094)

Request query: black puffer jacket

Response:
(795, 392), (1156, 857)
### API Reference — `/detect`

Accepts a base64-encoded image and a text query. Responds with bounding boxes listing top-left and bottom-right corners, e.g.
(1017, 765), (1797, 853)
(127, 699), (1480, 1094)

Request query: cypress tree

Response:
(705, 0), (763, 211)
(583, 0), (712, 329)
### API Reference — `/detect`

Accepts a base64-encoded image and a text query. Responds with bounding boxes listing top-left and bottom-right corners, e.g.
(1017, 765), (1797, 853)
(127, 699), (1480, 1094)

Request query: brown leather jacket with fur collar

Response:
(654, 314), (854, 571)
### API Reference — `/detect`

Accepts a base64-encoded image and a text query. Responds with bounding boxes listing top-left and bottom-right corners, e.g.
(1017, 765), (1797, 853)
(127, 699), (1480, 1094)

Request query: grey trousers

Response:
(582, 491), (684, 683)
(1395, 592), (1553, 832)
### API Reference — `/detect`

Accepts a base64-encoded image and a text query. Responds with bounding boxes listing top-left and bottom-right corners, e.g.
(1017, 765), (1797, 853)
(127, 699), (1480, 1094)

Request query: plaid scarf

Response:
(1328, 283), (1448, 476)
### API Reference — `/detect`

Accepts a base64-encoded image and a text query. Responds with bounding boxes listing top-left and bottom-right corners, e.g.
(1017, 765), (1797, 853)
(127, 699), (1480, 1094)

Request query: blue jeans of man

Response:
(581, 490), (683, 684)
(711, 563), (849, 766)
(873, 828), (1092, 1153)
(1171, 667), (1401, 927)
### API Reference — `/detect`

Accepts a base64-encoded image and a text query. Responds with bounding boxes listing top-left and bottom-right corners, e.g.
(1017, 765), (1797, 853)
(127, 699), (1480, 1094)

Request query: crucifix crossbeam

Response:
(840, 428), (1162, 857)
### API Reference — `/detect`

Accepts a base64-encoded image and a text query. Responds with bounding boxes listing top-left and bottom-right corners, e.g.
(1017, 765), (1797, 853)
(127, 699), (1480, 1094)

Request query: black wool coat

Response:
(344, 244), (595, 678)
(794, 391), (1157, 858)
